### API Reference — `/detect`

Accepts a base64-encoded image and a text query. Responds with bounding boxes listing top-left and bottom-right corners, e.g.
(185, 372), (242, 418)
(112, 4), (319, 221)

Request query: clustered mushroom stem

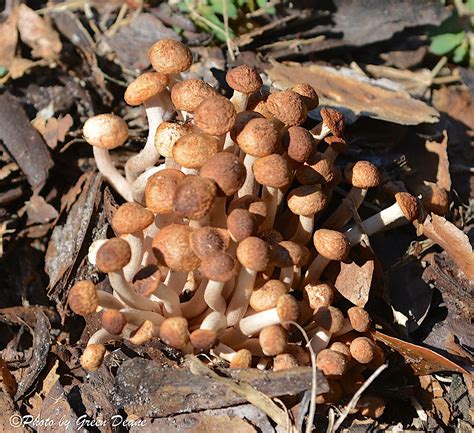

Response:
(309, 122), (331, 141)
(181, 278), (208, 318)
(93, 147), (134, 202)
(238, 154), (258, 197)
(154, 283), (182, 317)
(87, 327), (133, 345)
(223, 132), (237, 153)
(280, 266), (294, 288)
(97, 290), (126, 310)
(323, 187), (367, 230)
(225, 267), (257, 327)
(261, 186), (278, 230)
(238, 308), (281, 336)
(200, 310), (227, 332)
(120, 308), (165, 327)
(165, 270), (189, 295)
(291, 215), (314, 245)
(204, 280), (227, 312)
(122, 233), (145, 282)
(132, 164), (165, 204)
(308, 327), (331, 354)
(230, 91), (249, 113)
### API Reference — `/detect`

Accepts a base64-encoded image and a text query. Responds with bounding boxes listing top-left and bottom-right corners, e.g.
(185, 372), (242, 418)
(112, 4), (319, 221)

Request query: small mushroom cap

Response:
(395, 192), (420, 221)
(347, 306), (371, 332)
(266, 90), (307, 126)
(304, 282), (335, 310)
(227, 208), (258, 242)
(230, 110), (264, 141)
(154, 122), (191, 158)
(229, 349), (252, 368)
(273, 241), (310, 268)
(101, 309), (127, 335)
(80, 344), (106, 371)
(173, 176), (216, 220)
(320, 107), (345, 136)
(259, 228), (284, 245)
(228, 195), (267, 223)
(313, 306), (345, 333)
(329, 342), (352, 359)
(83, 114), (128, 150)
(252, 100), (273, 119)
(129, 320), (155, 345)
(273, 353), (299, 371)
(235, 118), (279, 157)
(152, 224), (200, 272)
(96, 238), (131, 273)
(286, 344), (311, 366)
(148, 39), (192, 75)
(324, 135), (348, 154)
(159, 317), (189, 350)
(253, 154), (291, 188)
(259, 325), (288, 356)
(296, 154), (335, 185)
(316, 349), (349, 377)
(287, 185), (328, 217)
(68, 280), (98, 316)
(190, 329), (217, 351)
(236, 237), (271, 271)
(112, 202), (154, 235)
(200, 252), (237, 282)
(291, 83), (319, 110)
(194, 95), (237, 136)
(282, 126), (316, 163)
(313, 229), (351, 261)
(350, 337), (376, 364)
(250, 279), (288, 312)
(226, 65), (262, 94)
(172, 133), (220, 168)
(145, 169), (185, 214)
(200, 152), (246, 196)
(344, 161), (382, 189)
(170, 79), (216, 112)
(191, 226), (230, 259)
(124, 72), (169, 106)
(276, 294), (300, 325)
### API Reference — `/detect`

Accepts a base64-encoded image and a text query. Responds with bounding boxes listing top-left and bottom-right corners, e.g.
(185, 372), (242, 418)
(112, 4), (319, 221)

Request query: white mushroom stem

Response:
(234, 338), (265, 356)
(122, 233), (144, 282)
(230, 91), (249, 113)
(87, 326), (134, 345)
(189, 214), (210, 229)
(181, 278), (208, 318)
(309, 122), (331, 141)
(291, 215), (314, 245)
(120, 308), (165, 327)
(204, 280), (227, 312)
(237, 306), (285, 336)
(210, 196), (227, 228)
(108, 269), (161, 312)
(131, 163), (166, 204)
(125, 92), (174, 183)
(280, 266), (294, 288)
(261, 186), (279, 230)
(165, 270), (189, 295)
(238, 154), (258, 197)
(225, 267), (258, 327)
(200, 310), (227, 332)
(96, 291), (126, 310)
(302, 255), (331, 287)
(153, 283), (182, 317)
(88, 239), (108, 265)
(308, 327), (331, 354)
(223, 132), (237, 153)
(211, 343), (237, 362)
(93, 147), (134, 202)
(323, 187), (367, 230)
(333, 319), (353, 337)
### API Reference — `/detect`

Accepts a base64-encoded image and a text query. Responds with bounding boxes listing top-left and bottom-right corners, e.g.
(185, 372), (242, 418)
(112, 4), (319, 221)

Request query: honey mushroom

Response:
(226, 64), (263, 113)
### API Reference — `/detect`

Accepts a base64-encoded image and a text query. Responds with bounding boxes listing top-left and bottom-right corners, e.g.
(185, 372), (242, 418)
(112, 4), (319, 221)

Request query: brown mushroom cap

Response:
(287, 185), (328, 217)
(173, 176), (217, 220)
(172, 133), (220, 168)
(236, 236), (271, 271)
(148, 39), (193, 75)
(101, 309), (127, 335)
(112, 202), (154, 235)
(347, 306), (371, 332)
(415, 182), (449, 216)
(273, 241), (310, 268)
(152, 224), (200, 272)
(68, 280), (98, 316)
(250, 279), (288, 312)
(252, 100), (273, 120)
(159, 317), (189, 349)
(276, 294), (300, 325)
(189, 329), (217, 351)
(226, 65), (262, 94)
(329, 342), (352, 359)
(253, 154), (291, 188)
(170, 79), (216, 112)
(124, 72), (169, 106)
(344, 161), (382, 189)
(273, 353), (299, 371)
(229, 349), (252, 368)
(200, 252), (237, 282)
(227, 208), (258, 242)
(190, 226), (230, 259)
(259, 228), (284, 245)
(286, 344), (311, 366)
(313, 306), (345, 334)
(228, 195), (267, 224)
(296, 154), (335, 186)
(96, 238), (131, 273)
(324, 135), (348, 154)
(395, 192), (420, 221)
(81, 344), (106, 371)
(357, 395), (386, 418)
(291, 83), (319, 110)
(230, 110), (264, 141)
(200, 152), (246, 196)
(259, 325), (288, 356)
(194, 95), (236, 136)
(145, 169), (185, 214)
(316, 349), (349, 377)
(350, 337), (376, 364)
(304, 282), (335, 310)
(83, 114), (128, 150)
(154, 122), (191, 158)
(235, 118), (279, 157)
(282, 126), (315, 163)
(313, 229), (351, 261)
(266, 90), (307, 126)
(320, 107), (345, 137)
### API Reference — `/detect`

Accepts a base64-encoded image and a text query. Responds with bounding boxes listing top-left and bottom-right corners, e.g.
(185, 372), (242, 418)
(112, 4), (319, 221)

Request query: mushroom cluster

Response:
(73, 39), (422, 410)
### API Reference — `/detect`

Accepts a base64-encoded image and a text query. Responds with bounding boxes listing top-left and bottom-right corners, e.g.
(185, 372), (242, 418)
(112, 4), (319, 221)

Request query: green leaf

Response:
(0, 67), (8, 78)
(428, 11), (462, 37)
(210, 0), (238, 18)
(430, 32), (465, 55)
(466, 0), (474, 12)
(453, 38), (468, 63)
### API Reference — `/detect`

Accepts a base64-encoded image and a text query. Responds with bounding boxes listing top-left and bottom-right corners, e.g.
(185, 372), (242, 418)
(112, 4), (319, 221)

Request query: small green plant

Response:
(178, 0), (276, 42)
(429, 1), (474, 67)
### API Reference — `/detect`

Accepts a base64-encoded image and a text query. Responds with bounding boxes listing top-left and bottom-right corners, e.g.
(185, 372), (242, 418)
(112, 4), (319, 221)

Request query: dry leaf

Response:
(418, 214), (474, 280)
(24, 195), (59, 225)
(0, 358), (17, 398)
(17, 4), (62, 60)
(0, 10), (18, 68)
(267, 61), (439, 125)
(40, 115), (74, 149)
(334, 260), (374, 307)
(424, 130), (451, 191)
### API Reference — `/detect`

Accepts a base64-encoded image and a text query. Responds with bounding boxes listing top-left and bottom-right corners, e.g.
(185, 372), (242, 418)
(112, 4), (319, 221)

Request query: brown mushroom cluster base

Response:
(73, 39), (426, 414)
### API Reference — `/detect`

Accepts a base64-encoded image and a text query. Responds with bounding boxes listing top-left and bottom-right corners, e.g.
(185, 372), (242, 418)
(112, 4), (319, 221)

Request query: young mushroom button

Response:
(226, 64), (263, 113)
(310, 107), (345, 141)
(172, 133), (220, 171)
(250, 279), (288, 312)
(194, 95), (237, 136)
(313, 229), (351, 261)
(291, 83), (319, 111)
(190, 226), (230, 259)
(171, 79), (216, 114)
(266, 90), (307, 128)
(282, 126), (316, 165)
(148, 39), (193, 77)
